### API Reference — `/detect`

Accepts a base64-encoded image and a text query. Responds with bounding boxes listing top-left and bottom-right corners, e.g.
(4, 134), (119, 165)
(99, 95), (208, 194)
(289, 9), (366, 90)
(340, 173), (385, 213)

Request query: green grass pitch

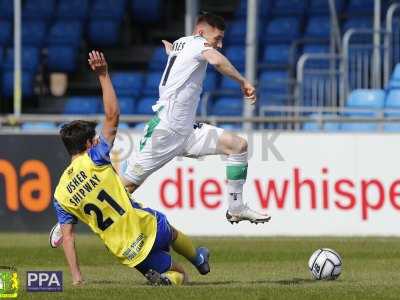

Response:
(1, 234), (400, 300)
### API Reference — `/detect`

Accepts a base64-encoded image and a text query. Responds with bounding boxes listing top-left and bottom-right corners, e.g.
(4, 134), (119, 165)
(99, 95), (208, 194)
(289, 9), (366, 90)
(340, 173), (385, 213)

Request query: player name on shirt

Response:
(66, 171), (101, 206)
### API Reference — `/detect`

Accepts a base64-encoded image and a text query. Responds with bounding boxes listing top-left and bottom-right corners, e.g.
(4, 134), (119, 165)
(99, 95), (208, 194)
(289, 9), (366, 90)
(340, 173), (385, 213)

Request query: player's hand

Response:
(162, 40), (173, 55)
(88, 50), (108, 76)
(72, 279), (85, 287)
(241, 80), (257, 105)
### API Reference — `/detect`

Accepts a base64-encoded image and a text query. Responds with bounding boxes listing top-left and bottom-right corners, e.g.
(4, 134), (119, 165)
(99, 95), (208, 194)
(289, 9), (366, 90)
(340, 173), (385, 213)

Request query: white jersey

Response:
(154, 35), (213, 135)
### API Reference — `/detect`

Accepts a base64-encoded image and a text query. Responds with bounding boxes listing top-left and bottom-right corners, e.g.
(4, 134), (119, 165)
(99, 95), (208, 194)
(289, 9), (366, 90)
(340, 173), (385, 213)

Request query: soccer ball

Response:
(308, 248), (342, 280)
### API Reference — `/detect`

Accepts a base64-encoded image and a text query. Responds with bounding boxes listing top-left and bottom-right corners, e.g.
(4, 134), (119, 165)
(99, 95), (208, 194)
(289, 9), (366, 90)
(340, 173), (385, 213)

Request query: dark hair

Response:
(60, 120), (97, 156)
(196, 12), (226, 31)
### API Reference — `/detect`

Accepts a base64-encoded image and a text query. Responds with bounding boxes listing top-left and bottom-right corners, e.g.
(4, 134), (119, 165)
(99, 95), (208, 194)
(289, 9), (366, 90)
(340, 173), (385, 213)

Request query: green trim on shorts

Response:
(139, 115), (161, 151)
(226, 164), (248, 180)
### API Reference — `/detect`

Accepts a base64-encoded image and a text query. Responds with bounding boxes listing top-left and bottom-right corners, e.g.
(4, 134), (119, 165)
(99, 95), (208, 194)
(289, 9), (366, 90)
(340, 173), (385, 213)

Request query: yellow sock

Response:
(164, 271), (184, 286)
(171, 230), (196, 262)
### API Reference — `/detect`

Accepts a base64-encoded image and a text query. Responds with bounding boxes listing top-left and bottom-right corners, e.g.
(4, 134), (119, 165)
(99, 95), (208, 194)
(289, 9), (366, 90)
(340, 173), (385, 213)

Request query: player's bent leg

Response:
(217, 132), (272, 225)
(144, 261), (186, 286)
(170, 226), (210, 275)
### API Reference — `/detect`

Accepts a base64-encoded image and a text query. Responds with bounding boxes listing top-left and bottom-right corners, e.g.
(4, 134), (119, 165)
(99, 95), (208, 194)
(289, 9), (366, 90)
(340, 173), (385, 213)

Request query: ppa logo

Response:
(26, 271), (62, 292)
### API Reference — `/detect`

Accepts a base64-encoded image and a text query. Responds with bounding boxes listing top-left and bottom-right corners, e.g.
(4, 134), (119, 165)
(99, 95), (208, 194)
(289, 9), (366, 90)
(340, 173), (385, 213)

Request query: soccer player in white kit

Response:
(123, 13), (271, 224)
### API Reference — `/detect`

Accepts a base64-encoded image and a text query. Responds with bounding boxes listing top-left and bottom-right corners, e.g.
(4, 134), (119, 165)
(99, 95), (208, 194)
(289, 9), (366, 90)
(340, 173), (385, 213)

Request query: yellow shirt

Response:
(54, 150), (156, 268)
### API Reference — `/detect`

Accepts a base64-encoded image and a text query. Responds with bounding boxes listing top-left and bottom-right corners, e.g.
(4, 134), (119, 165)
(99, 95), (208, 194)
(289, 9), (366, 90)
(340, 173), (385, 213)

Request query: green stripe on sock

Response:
(227, 165), (248, 180)
(139, 115), (160, 151)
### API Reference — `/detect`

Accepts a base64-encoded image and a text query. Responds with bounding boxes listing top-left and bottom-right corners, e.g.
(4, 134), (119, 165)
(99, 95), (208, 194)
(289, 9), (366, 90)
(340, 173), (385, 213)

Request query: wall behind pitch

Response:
(1, 132), (400, 235)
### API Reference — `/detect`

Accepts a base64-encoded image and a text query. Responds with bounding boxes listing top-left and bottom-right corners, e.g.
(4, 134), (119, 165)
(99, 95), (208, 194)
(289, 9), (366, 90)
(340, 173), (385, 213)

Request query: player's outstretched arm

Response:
(61, 224), (84, 286)
(202, 49), (256, 104)
(88, 50), (120, 144)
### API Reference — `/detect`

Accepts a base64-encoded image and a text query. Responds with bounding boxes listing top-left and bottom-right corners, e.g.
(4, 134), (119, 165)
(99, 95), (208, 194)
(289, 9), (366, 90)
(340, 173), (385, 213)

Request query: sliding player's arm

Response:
(88, 50), (120, 145)
(61, 223), (84, 286)
(202, 49), (256, 104)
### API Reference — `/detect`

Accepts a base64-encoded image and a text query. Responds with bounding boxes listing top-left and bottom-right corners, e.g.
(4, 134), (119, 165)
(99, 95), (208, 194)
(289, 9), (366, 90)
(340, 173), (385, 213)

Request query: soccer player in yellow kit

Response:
(53, 51), (210, 286)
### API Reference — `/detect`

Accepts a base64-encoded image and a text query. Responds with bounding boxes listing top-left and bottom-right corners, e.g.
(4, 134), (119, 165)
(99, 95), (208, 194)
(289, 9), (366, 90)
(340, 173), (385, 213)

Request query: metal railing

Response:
(341, 29), (389, 98)
(384, 2), (400, 86)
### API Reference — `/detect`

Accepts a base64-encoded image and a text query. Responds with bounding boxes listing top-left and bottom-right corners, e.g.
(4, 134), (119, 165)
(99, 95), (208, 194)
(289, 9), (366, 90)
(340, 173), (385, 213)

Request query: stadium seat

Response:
(220, 77), (241, 91)
(343, 18), (373, 33)
(0, 47), (3, 65)
(259, 71), (290, 93)
(391, 64), (400, 81)
(2, 71), (35, 98)
(88, 20), (120, 46)
(218, 123), (242, 130)
(224, 46), (245, 71)
(347, 0), (374, 15)
(116, 97), (136, 114)
(91, 0), (127, 20)
(0, 0), (14, 20)
(203, 71), (218, 92)
(48, 21), (82, 47)
(111, 72), (143, 97)
(131, 0), (162, 23)
(302, 114), (341, 131)
(302, 44), (330, 54)
(346, 89), (385, 109)
(0, 21), (12, 46)
(263, 44), (291, 65)
(136, 97), (156, 114)
(225, 20), (246, 45)
(47, 46), (78, 73)
(22, 21), (47, 47)
(64, 97), (101, 114)
(385, 89), (400, 107)
(259, 91), (291, 107)
(234, 0), (269, 18)
(340, 121), (378, 132)
(309, 0), (344, 15)
(264, 17), (301, 43)
(143, 72), (162, 96)
(305, 17), (331, 38)
(148, 47), (168, 71)
(22, 0), (55, 20)
(209, 96), (243, 116)
(56, 0), (89, 20)
(272, 0), (305, 16)
(21, 122), (57, 131)
(3, 47), (40, 72)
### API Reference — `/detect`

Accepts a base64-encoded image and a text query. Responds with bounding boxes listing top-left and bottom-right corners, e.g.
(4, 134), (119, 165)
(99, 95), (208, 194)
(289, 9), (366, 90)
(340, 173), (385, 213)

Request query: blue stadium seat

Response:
(0, 47), (3, 65)
(0, 21), (12, 46)
(225, 20), (246, 45)
(210, 97), (243, 116)
(391, 64), (400, 81)
(343, 18), (373, 33)
(64, 97), (101, 114)
(220, 77), (241, 90)
(111, 72), (143, 97)
(88, 20), (120, 46)
(264, 17), (301, 43)
(346, 89), (385, 108)
(234, 0), (269, 18)
(302, 43), (330, 54)
(347, 0), (374, 14)
(218, 123), (242, 130)
(136, 97), (156, 114)
(224, 46), (245, 71)
(131, 0), (162, 23)
(309, 0), (344, 15)
(56, 0), (89, 20)
(259, 91), (290, 107)
(117, 97), (136, 114)
(385, 89), (400, 107)
(302, 114), (341, 131)
(21, 122), (57, 131)
(22, 21), (47, 47)
(143, 72), (162, 96)
(305, 17), (331, 38)
(272, 0), (305, 16)
(259, 71), (290, 93)
(2, 71), (35, 98)
(148, 47), (168, 71)
(91, 0), (127, 20)
(47, 46), (78, 73)
(263, 44), (291, 65)
(23, 0), (55, 20)
(48, 21), (82, 47)
(341, 122), (378, 132)
(203, 71), (218, 92)
(3, 47), (40, 72)
(0, 0), (14, 20)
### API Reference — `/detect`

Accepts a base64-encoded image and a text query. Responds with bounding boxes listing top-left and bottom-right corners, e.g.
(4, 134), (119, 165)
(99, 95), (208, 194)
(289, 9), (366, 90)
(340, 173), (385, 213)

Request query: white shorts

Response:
(123, 118), (225, 185)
